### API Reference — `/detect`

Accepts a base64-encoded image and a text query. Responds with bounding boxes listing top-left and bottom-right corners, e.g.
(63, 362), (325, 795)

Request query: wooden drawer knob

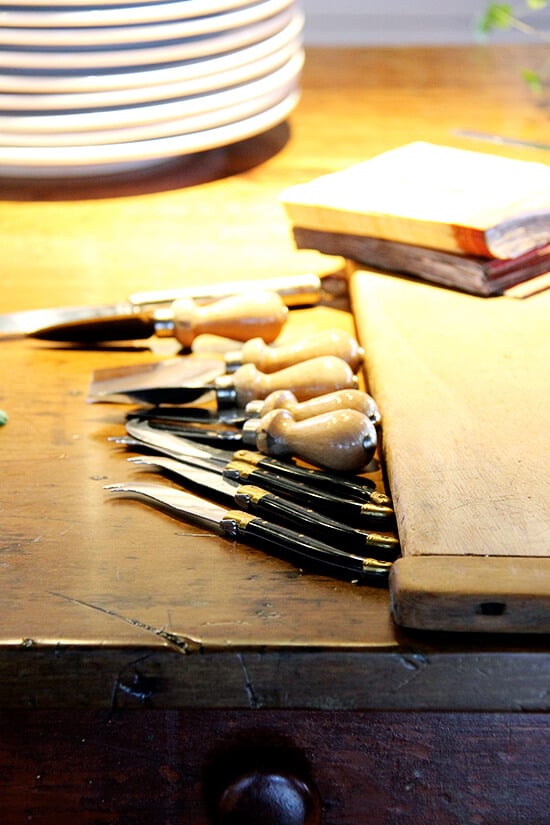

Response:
(217, 770), (321, 825)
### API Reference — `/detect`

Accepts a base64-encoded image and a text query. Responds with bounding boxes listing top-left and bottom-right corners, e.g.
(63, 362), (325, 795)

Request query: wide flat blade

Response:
(31, 313), (156, 342)
(88, 357), (225, 403)
(0, 302), (133, 338)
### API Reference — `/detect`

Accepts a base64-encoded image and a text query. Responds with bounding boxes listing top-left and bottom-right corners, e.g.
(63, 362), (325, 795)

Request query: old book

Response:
(292, 226), (550, 297)
(280, 142), (550, 260)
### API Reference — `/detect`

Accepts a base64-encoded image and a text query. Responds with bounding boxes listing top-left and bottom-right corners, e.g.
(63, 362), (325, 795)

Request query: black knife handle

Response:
(218, 510), (392, 585)
(224, 461), (396, 529)
(233, 448), (393, 504)
(234, 485), (400, 560)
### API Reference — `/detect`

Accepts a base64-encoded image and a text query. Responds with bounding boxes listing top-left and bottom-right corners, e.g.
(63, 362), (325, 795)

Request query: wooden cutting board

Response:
(350, 269), (550, 633)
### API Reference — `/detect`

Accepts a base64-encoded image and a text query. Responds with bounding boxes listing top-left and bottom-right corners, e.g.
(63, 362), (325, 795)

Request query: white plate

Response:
(0, 12), (302, 95)
(0, 5), (294, 70)
(0, 0), (258, 27)
(1, 0), (252, 11)
(0, 0), (293, 47)
(0, 49), (303, 135)
(0, 87), (300, 177)
(0, 32), (302, 111)
(2, 69), (300, 146)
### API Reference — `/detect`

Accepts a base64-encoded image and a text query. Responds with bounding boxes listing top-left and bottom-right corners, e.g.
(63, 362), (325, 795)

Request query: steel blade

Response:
(125, 419), (234, 465)
(0, 302), (134, 338)
(105, 481), (227, 534)
(128, 455), (236, 499)
(88, 357), (225, 403)
(31, 313), (157, 342)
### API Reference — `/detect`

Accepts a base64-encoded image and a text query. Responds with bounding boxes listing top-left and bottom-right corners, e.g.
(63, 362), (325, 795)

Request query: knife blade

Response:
(0, 273), (321, 339)
(121, 420), (395, 526)
(29, 291), (288, 346)
(90, 355), (358, 407)
(127, 454), (400, 560)
(104, 480), (392, 585)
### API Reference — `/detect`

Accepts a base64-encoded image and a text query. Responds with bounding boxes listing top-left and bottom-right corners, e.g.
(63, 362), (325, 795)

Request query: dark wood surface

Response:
(2, 46), (550, 706)
(3, 709), (550, 824)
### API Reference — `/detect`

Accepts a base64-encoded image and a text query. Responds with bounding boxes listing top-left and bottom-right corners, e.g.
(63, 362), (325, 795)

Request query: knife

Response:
(245, 388), (381, 426)
(28, 291), (288, 346)
(123, 418), (390, 502)
(223, 330), (364, 373)
(139, 406), (378, 473)
(130, 388), (381, 429)
(90, 355), (358, 407)
(120, 420), (395, 526)
(104, 480), (392, 585)
(0, 273), (322, 338)
(86, 331), (364, 407)
(127, 455), (400, 560)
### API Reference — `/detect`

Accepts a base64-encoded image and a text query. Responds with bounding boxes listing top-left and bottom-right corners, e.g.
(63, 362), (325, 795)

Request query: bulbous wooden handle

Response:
(228, 356), (358, 408)
(217, 771), (321, 825)
(226, 329), (364, 372)
(247, 388), (381, 424)
(245, 407), (377, 472)
(170, 291), (288, 347)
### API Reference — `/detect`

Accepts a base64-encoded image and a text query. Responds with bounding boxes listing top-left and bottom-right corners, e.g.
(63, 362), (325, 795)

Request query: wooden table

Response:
(2, 46), (550, 823)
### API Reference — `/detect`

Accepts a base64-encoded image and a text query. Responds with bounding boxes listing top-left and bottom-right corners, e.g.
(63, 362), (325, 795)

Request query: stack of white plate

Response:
(0, 0), (304, 177)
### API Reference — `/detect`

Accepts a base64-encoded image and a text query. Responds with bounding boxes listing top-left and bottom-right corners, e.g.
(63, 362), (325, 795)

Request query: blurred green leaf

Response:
(526, 1), (549, 10)
(477, 3), (514, 34)
(520, 67), (545, 92)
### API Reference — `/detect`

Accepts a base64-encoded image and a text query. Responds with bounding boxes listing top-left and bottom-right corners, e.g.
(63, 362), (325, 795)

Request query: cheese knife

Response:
(90, 355), (358, 406)
(133, 388), (381, 428)
(127, 454), (400, 560)
(120, 420), (395, 525)
(104, 480), (392, 585)
(28, 291), (288, 346)
(0, 273), (321, 339)
(123, 417), (389, 501)
(128, 401), (378, 474)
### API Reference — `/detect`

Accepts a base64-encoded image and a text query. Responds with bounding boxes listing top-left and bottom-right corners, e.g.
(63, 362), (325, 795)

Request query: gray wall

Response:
(300, 0), (550, 45)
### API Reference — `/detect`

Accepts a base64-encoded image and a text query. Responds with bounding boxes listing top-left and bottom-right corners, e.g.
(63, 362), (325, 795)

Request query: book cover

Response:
(280, 142), (550, 260)
(292, 226), (550, 297)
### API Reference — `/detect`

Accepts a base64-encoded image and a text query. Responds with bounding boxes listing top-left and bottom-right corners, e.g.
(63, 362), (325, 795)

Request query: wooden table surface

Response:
(2, 45), (550, 713)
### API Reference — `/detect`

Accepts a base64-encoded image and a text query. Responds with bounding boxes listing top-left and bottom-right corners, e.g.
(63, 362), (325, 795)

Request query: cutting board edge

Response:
(390, 555), (550, 634)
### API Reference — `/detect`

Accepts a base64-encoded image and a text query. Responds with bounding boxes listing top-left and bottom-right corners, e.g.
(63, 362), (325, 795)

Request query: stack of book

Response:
(280, 142), (550, 297)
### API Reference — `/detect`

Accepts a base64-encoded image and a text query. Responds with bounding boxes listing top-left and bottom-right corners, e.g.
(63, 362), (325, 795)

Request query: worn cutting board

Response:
(350, 269), (550, 633)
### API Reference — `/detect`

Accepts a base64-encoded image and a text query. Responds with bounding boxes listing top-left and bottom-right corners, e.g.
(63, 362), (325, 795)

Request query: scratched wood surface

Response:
(2, 46), (550, 709)
(351, 271), (550, 633)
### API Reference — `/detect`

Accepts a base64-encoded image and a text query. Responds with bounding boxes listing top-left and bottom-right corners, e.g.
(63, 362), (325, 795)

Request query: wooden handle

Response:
(169, 291), (288, 347)
(245, 407), (377, 471)
(227, 356), (358, 408)
(226, 329), (364, 372)
(217, 771), (321, 825)
(247, 388), (381, 424)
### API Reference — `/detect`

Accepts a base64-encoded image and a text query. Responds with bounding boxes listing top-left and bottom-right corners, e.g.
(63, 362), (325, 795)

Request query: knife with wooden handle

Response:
(93, 355), (358, 406)
(224, 329), (364, 373)
(30, 291), (288, 345)
(105, 481), (393, 584)
(245, 388), (381, 425)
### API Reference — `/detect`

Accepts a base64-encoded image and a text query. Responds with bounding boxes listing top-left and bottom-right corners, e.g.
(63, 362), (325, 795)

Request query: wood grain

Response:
(351, 270), (550, 632)
(1, 709), (549, 824)
(2, 45), (550, 710)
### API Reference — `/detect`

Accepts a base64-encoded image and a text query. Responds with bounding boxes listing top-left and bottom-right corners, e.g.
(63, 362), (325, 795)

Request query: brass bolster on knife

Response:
(220, 511), (257, 538)
(233, 485), (269, 507)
